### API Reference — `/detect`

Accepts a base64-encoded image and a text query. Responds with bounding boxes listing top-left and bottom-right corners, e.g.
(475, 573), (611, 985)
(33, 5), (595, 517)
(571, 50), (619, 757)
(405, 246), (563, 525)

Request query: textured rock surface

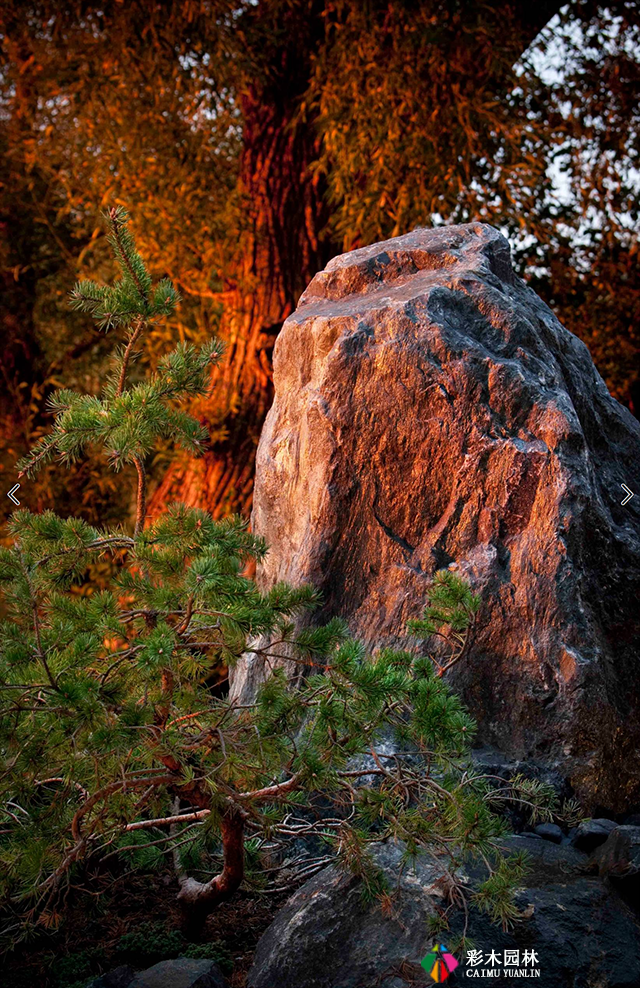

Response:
(129, 959), (227, 988)
(247, 838), (640, 988)
(592, 825), (640, 887)
(232, 223), (640, 811)
(572, 817), (618, 853)
(86, 967), (135, 988)
(533, 822), (563, 843)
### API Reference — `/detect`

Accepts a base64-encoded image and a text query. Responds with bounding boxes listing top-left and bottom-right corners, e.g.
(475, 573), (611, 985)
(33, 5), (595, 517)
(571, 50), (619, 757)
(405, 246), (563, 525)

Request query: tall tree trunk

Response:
(149, 35), (335, 519)
(0, 29), (50, 434)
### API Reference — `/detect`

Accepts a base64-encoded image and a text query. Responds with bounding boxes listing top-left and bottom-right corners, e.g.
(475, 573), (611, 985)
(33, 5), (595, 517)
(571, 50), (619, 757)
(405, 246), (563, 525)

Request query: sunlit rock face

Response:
(231, 223), (640, 811)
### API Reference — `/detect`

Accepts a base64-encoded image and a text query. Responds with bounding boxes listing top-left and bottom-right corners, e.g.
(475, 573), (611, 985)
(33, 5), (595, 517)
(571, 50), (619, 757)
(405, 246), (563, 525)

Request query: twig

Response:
(99, 644), (144, 684)
(35, 535), (134, 569)
(100, 825), (202, 866)
(166, 709), (215, 729)
(175, 594), (195, 635)
(24, 566), (58, 691)
(71, 775), (175, 841)
(124, 808), (210, 831)
(109, 209), (147, 300)
(237, 773), (302, 804)
(133, 457), (147, 538)
(115, 318), (145, 397)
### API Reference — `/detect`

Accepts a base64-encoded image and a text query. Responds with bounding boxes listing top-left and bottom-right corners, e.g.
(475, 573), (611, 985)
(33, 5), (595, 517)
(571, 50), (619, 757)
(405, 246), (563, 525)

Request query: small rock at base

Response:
(534, 823), (563, 844)
(129, 958), (228, 988)
(592, 826), (640, 887)
(85, 967), (135, 988)
(571, 818), (618, 853)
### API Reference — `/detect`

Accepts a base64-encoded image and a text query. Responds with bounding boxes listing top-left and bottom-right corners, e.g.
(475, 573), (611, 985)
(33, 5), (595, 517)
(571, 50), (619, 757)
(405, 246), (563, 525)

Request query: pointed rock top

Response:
(299, 223), (516, 306)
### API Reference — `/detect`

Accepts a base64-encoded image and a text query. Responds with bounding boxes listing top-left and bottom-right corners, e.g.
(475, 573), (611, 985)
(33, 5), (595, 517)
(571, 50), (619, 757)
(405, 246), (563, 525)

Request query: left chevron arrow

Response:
(7, 483), (20, 505)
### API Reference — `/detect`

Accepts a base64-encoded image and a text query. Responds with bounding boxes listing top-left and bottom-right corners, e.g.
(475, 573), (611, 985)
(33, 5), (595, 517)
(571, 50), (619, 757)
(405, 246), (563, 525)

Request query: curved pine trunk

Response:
(176, 807), (246, 935)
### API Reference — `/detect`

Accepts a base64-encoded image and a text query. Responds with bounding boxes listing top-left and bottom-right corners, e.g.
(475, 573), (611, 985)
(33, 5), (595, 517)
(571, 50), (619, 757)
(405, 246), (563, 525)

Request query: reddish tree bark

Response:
(175, 806), (246, 932)
(149, 3), (334, 519)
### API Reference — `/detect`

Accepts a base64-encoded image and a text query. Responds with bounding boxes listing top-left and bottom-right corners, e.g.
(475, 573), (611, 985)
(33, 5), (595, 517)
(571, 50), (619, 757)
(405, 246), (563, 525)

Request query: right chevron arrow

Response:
(621, 484), (635, 506)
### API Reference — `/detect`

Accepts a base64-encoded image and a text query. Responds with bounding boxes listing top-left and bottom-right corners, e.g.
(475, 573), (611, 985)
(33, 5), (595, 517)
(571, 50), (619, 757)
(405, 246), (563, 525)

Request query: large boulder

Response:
(231, 223), (640, 812)
(246, 838), (640, 988)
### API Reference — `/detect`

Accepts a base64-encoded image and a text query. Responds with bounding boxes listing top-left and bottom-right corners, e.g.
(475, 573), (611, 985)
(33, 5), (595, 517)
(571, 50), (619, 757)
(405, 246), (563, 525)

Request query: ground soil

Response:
(3, 866), (289, 988)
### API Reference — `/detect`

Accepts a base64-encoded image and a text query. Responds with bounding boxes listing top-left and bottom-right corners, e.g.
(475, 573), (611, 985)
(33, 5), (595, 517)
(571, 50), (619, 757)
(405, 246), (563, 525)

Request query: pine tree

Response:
(0, 211), (554, 943)
(408, 570), (480, 678)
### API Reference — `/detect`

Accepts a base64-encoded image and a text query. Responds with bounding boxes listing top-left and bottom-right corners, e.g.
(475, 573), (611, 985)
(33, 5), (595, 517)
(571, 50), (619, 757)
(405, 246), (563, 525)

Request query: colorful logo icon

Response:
(421, 943), (459, 982)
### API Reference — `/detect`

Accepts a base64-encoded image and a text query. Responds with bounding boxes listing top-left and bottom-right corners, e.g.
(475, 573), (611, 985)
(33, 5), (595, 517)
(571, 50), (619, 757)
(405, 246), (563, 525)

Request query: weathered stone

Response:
(534, 822), (563, 843)
(232, 223), (640, 812)
(86, 967), (135, 988)
(572, 817), (618, 853)
(129, 958), (227, 988)
(247, 837), (640, 988)
(592, 825), (640, 893)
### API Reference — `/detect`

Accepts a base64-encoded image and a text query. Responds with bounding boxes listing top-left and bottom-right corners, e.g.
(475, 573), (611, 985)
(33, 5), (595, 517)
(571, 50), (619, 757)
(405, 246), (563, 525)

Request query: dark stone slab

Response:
(85, 967), (135, 988)
(247, 838), (640, 988)
(572, 817), (618, 853)
(129, 958), (227, 988)
(534, 822), (563, 843)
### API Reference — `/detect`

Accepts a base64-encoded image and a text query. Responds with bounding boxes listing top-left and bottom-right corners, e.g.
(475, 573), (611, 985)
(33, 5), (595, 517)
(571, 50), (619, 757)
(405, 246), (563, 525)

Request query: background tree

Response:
(0, 1), (638, 527)
(0, 214), (557, 944)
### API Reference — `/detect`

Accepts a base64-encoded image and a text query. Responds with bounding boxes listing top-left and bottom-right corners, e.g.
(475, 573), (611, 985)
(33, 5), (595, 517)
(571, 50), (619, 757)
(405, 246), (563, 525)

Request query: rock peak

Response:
(298, 223), (516, 306)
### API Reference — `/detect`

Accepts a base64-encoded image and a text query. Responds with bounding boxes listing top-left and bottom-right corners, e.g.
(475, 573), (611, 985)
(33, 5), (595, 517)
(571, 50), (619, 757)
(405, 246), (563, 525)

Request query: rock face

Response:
(592, 825), (640, 896)
(572, 818), (618, 853)
(87, 960), (228, 988)
(129, 959), (227, 988)
(232, 223), (640, 811)
(247, 838), (640, 988)
(86, 968), (135, 988)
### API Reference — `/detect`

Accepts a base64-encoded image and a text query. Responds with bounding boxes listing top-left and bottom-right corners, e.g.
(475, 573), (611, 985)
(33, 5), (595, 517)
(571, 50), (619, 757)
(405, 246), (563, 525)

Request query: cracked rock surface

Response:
(246, 838), (640, 988)
(231, 223), (640, 812)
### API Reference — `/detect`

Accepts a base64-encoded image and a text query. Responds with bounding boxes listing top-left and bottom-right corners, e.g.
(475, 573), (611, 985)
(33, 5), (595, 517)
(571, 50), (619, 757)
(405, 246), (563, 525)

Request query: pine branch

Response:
(17, 435), (59, 479)
(116, 318), (146, 397)
(31, 601), (58, 692)
(125, 808), (210, 831)
(133, 457), (147, 538)
(108, 206), (147, 302)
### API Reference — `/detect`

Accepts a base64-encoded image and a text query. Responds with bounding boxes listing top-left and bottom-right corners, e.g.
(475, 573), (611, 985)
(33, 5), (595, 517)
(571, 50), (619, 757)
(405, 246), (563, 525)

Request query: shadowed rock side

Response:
(246, 838), (640, 988)
(231, 223), (640, 812)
